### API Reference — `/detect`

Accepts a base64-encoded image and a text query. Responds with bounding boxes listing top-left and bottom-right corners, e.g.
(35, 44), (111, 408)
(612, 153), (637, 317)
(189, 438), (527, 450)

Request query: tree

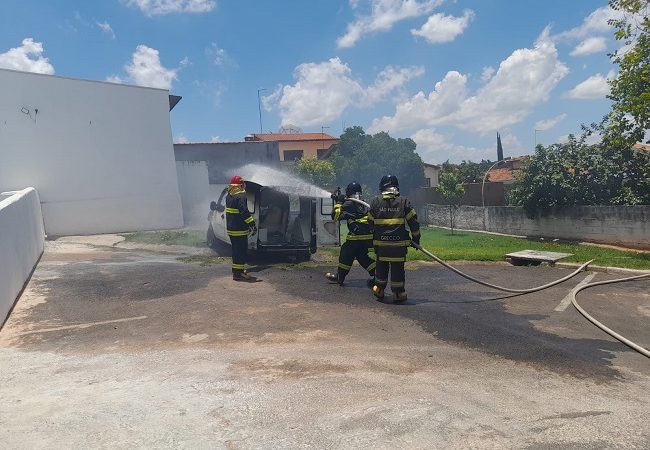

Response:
(329, 127), (425, 195)
(437, 172), (465, 234)
(291, 158), (336, 188)
(606, 0), (649, 145)
(508, 133), (650, 216)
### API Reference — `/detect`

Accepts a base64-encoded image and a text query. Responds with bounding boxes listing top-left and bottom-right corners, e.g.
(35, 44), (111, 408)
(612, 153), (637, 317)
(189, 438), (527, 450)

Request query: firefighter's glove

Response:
(248, 224), (258, 236)
(411, 234), (420, 245)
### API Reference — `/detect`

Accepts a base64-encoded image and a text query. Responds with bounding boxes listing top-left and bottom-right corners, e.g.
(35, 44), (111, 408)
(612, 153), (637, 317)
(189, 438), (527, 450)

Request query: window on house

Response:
(424, 178), (431, 188)
(317, 148), (328, 159)
(284, 149), (304, 161)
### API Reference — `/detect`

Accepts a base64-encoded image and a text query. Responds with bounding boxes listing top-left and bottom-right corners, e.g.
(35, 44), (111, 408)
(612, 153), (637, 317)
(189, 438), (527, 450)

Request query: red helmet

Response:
(229, 175), (244, 185)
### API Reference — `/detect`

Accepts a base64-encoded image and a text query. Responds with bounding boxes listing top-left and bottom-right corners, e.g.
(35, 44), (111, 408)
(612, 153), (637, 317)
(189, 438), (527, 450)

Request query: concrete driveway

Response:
(1, 238), (649, 449)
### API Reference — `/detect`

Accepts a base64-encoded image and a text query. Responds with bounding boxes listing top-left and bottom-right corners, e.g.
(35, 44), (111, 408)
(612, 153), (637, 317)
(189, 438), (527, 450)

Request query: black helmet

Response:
(379, 174), (399, 192)
(345, 182), (362, 197)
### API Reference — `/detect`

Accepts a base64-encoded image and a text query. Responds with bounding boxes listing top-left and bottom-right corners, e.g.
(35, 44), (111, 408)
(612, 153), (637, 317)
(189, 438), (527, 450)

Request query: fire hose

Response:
(571, 274), (650, 358)
(346, 196), (592, 294)
(346, 196), (649, 358)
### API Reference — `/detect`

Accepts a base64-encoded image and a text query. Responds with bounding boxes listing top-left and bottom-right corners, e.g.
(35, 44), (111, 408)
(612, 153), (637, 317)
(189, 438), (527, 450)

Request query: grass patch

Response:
(321, 227), (650, 270)
(121, 230), (205, 247)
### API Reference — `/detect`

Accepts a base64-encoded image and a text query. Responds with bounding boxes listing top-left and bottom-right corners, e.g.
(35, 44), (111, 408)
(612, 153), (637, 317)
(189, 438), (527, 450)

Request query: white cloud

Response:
(96, 21), (116, 39)
(174, 133), (189, 144)
(267, 57), (423, 127)
(555, 6), (622, 41)
(337, 0), (443, 48)
(362, 65), (424, 105)
(480, 66), (494, 81)
(370, 29), (569, 134)
(411, 9), (474, 44)
(125, 45), (178, 89)
(108, 45), (179, 89)
(570, 36), (606, 56)
(126, 0), (216, 16)
(0, 38), (55, 74)
(210, 135), (220, 143)
(564, 72), (613, 100)
(205, 43), (236, 68)
(411, 129), (493, 163)
(534, 113), (567, 131)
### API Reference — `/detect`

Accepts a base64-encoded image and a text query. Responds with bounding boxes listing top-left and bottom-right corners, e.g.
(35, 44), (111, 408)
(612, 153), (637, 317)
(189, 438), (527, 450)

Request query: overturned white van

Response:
(207, 181), (339, 260)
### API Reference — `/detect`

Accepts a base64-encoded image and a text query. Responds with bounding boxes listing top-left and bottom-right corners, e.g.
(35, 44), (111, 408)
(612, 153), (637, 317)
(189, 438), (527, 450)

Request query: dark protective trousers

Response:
(229, 235), (248, 274)
(375, 260), (405, 293)
(337, 239), (376, 282)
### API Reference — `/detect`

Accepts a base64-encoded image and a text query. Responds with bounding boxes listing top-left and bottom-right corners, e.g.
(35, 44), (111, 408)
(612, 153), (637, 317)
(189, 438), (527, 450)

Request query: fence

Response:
(424, 204), (650, 249)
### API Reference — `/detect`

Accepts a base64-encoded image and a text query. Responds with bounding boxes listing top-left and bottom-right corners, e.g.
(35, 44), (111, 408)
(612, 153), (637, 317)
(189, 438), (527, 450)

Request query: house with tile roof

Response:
(486, 156), (526, 185)
(245, 132), (339, 161)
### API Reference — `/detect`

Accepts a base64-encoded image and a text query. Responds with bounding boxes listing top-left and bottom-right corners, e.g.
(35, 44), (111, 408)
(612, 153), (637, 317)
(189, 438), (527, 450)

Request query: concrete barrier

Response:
(425, 204), (650, 249)
(0, 188), (45, 325)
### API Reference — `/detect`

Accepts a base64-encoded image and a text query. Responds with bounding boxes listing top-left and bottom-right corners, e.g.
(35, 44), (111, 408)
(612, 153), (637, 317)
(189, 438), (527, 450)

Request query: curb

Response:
(555, 262), (650, 276)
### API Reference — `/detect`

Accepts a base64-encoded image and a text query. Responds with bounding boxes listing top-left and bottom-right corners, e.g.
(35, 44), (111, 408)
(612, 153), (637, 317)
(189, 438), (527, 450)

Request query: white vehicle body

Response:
(207, 181), (338, 258)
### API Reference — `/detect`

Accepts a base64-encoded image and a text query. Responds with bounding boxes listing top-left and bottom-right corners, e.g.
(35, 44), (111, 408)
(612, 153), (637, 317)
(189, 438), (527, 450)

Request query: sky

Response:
(0, 0), (625, 163)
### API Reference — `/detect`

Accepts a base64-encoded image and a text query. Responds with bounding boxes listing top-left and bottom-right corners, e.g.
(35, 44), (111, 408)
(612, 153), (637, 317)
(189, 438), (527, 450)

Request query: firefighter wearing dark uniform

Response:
(368, 175), (420, 302)
(325, 182), (376, 286)
(226, 175), (258, 282)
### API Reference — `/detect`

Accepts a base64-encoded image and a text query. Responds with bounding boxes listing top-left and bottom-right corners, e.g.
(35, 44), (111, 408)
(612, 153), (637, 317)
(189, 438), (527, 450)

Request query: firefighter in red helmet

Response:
(226, 175), (258, 282)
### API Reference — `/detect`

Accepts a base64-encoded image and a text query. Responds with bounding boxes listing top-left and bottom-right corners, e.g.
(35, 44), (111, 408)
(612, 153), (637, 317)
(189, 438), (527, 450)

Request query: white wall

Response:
(175, 161), (210, 227)
(0, 188), (45, 325)
(0, 68), (183, 235)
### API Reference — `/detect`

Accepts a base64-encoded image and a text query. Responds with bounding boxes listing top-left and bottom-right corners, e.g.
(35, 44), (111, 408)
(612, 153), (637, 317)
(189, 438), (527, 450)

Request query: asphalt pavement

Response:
(0, 239), (648, 449)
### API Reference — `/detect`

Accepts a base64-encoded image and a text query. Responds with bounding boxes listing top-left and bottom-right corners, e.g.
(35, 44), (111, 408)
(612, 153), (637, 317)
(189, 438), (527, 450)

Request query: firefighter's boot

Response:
(393, 291), (408, 303)
(233, 272), (257, 282)
(325, 272), (342, 285)
(372, 284), (385, 299)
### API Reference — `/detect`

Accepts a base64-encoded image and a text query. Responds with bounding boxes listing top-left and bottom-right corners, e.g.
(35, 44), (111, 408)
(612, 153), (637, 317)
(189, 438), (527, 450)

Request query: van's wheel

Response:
(207, 225), (217, 249)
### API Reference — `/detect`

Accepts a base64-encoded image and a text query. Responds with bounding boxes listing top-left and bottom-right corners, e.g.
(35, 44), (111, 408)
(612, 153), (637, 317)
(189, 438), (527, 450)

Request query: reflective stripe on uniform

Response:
(375, 277), (388, 286)
(373, 218), (405, 225)
(391, 281), (405, 288)
(225, 207), (239, 214)
(378, 256), (406, 262)
(367, 262), (376, 271)
(232, 263), (245, 270)
(333, 204), (342, 221)
(373, 240), (411, 247)
(244, 216), (255, 224)
(405, 209), (417, 220)
(347, 234), (373, 241)
(338, 262), (352, 270)
(349, 216), (369, 223)
(227, 230), (248, 237)
(411, 230), (420, 236)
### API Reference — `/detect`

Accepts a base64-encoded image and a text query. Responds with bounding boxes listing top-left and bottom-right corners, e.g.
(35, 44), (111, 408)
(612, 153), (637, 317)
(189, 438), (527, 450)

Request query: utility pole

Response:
(257, 88), (266, 134)
(534, 129), (540, 150)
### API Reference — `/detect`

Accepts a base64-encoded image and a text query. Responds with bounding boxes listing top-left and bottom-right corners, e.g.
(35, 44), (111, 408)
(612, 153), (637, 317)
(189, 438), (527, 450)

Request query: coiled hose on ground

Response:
(345, 196), (649, 358)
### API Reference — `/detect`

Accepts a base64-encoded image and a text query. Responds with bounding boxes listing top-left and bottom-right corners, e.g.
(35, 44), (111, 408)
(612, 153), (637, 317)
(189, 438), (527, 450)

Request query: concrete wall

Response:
(0, 188), (45, 325)
(174, 142), (281, 184)
(425, 204), (650, 249)
(0, 68), (183, 235)
(176, 161), (210, 227)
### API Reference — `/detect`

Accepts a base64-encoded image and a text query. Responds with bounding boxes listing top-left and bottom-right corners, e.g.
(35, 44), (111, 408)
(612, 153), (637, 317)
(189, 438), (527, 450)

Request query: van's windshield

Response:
(258, 188), (311, 245)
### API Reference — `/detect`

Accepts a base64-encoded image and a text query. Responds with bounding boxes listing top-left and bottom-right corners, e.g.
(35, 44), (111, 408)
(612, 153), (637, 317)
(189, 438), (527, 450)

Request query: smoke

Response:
(230, 163), (331, 198)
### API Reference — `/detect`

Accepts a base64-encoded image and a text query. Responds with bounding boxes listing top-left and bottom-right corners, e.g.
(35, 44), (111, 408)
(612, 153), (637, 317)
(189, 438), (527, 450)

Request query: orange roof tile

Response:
(633, 143), (650, 151)
(251, 133), (339, 142)
(487, 168), (518, 182)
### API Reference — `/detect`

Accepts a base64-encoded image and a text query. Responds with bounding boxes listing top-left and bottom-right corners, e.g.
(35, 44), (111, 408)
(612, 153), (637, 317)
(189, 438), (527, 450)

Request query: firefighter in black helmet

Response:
(368, 175), (420, 302)
(325, 182), (376, 286)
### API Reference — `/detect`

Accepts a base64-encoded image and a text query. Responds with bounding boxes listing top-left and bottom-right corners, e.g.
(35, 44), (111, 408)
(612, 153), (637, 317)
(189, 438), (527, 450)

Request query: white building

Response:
(423, 162), (441, 188)
(0, 68), (183, 235)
